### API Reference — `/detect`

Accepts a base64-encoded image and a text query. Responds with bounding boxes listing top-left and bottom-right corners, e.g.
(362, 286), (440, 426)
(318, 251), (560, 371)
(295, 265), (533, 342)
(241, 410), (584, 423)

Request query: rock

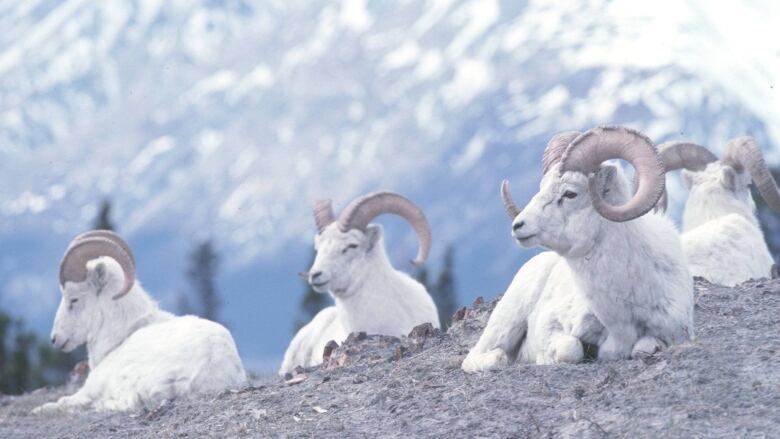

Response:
(322, 340), (339, 362)
(285, 374), (307, 386)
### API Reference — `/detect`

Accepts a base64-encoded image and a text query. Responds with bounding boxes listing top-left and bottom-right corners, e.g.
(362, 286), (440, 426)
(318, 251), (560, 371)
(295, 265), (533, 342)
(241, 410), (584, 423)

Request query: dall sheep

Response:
(280, 192), (440, 375)
(33, 230), (247, 413)
(656, 138), (780, 286)
(463, 126), (694, 372)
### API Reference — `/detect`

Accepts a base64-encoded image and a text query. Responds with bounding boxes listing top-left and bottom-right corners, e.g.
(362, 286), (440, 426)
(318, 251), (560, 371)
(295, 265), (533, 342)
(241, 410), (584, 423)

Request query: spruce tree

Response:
(185, 240), (221, 322)
(414, 265), (430, 291)
(94, 199), (115, 230)
(432, 245), (458, 329)
(294, 250), (330, 332)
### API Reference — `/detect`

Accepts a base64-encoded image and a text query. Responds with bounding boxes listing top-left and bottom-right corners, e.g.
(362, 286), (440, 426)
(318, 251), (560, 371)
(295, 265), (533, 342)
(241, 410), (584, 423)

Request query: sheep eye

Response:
(70, 298), (78, 304)
(342, 243), (359, 253)
(563, 191), (578, 199)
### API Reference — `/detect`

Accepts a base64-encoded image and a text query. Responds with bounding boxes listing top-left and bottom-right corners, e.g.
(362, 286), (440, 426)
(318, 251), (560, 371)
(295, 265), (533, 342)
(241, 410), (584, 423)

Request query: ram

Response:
(463, 126), (694, 372)
(33, 231), (247, 413)
(656, 138), (780, 286)
(280, 192), (440, 375)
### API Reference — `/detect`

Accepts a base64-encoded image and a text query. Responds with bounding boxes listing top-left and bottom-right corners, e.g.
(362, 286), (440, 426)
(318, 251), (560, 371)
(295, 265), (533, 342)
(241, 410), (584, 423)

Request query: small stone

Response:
(392, 345), (408, 361)
(286, 374), (308, 386)
(473, 296), (484, 306)
(445, 356), (465, 369)
(408, 322), (438, 343)
(250, 408), (268, 420)
(312, 406), (328, 414)
(452, 307), (467, 322)
(322, 340), (339, 361)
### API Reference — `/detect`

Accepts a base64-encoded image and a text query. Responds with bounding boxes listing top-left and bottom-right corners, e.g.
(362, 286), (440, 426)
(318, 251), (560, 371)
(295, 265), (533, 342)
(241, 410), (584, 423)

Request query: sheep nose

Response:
(51, 336), (56, 345)
(310, 271), (323, 281)
(513, 221), (525, 231)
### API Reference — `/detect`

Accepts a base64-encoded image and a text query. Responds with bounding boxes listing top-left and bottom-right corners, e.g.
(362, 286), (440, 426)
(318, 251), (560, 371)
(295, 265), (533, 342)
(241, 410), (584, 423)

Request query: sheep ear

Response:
(88, 261), (109, 295)
(681, 169), (695, 189)
(720, 166), (737, 191)
(364, 224), (383, 252)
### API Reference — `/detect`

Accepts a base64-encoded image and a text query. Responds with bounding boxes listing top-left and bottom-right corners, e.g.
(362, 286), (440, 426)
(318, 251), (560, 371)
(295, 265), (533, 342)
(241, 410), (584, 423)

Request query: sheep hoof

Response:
(31, 402), (61, 415)
(545, 334), (584, 364)
(461, 348), (508, 373)
(631, 336), (664, 358)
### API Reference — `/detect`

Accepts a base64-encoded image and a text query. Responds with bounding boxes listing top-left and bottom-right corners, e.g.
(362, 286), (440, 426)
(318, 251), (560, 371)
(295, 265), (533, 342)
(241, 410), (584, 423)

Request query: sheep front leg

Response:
(462, 253), (557, 373)
(462, 286), (530, 373)
(597, 328), (637, 361)
(32, 389), (93, 414)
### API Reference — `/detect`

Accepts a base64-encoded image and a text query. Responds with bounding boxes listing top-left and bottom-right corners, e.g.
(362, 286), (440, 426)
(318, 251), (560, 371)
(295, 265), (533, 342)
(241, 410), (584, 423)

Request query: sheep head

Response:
(51, 231), (136, 351)
(501, 125), (664, 257)
(681, 136), (780, 229)
(652, 141), (718, 212)
(307, 192), (431, 295)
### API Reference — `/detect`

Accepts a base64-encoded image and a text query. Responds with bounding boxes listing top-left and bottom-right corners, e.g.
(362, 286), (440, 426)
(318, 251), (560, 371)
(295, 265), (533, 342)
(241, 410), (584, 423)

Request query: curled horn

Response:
(60, 232), (136, 300)
(652, 141), (718, 212)
(501, 132), (582, 220)
(559, 125), (665, 222)
(543, 131), (581, 175)
(722, 136), (780, 213)
(338, 192), (432, 266)
(66, 230), (136, 267)
(500, 180), (521, 219)
(313, 199), (336, 233)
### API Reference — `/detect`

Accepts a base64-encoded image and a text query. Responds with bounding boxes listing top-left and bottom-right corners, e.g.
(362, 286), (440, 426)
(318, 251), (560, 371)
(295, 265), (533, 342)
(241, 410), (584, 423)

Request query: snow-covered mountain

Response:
(1, 0), (778, 370)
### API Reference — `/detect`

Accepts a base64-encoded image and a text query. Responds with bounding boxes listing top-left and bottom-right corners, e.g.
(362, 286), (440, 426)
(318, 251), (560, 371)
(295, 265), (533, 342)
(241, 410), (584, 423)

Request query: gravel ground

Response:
(1, 279), (779, 438)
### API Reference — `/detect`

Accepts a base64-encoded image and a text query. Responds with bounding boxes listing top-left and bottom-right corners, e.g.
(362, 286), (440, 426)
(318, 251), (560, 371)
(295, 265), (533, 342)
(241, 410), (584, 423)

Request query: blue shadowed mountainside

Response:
(0, 0), (778, 373)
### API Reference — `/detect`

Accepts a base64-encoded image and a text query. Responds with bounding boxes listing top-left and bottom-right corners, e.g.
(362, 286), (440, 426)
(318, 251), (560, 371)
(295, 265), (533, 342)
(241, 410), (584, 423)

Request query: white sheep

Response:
(33, 230), (247, 413)
(656, 138), (780, 286)
(280, 192), (440, 375)
(463, 126), (694, 372)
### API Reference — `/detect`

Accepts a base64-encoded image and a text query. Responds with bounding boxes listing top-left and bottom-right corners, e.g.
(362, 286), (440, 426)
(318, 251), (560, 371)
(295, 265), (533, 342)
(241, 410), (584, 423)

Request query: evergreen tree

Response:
(0, 310), (78, 395)
(414, 245), (459, 329)
(185, 240), (221, 322)
(754, 165), (780, 260)
(94, 199), (115, 231)
(414, 265), (430, 290)
(432, 245), (458, 329)
(294, 250), (330, 332)
(176, 292), (195, 316)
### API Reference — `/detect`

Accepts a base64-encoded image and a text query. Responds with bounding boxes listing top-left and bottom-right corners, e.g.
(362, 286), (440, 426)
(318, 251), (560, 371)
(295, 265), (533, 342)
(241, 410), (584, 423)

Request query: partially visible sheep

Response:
(33, 231), (246, 413)
(280, 192), (440, 375)
(463, 126), (694, 372)
(657, 138), (780, 286)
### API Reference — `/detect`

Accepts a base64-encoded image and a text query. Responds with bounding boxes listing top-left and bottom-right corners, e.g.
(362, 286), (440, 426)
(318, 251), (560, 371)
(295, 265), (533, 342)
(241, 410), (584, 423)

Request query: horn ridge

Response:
(60, 234), (136, 300)
(338, 191), (432, 265)
(560, 125), (665, 222)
